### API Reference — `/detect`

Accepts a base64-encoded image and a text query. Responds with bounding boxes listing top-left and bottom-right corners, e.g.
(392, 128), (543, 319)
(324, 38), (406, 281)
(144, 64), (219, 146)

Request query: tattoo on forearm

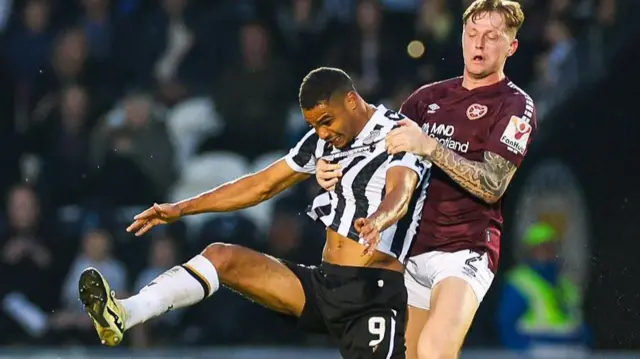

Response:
(430, 144), (517, 203)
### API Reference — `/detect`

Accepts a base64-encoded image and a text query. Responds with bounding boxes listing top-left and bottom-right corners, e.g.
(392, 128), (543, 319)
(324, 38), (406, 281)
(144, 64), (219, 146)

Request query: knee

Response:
(201, 242), (236, 273)
(416, 333), (460, 359)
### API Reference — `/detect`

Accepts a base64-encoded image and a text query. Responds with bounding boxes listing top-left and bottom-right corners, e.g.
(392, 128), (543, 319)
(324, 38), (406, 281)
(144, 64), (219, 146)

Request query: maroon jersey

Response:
(400, 77), (537, 272)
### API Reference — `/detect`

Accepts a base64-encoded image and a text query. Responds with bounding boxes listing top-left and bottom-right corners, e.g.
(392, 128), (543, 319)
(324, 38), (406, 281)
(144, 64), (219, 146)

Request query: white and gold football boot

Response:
(78, 267), (127, 347)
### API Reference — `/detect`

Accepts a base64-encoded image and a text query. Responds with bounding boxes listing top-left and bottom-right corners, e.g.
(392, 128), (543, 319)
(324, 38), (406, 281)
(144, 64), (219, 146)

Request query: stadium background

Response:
(0, 0), (638, 358)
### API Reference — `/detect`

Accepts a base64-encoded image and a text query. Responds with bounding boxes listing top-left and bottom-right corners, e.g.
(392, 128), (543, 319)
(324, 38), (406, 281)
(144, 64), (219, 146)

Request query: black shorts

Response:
(283, 261), (407, 359)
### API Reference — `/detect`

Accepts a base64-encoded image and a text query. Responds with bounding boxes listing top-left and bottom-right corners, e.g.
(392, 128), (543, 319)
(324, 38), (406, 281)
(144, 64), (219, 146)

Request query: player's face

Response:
(462, 11), (518, 79)
(303, 93), (359, 149)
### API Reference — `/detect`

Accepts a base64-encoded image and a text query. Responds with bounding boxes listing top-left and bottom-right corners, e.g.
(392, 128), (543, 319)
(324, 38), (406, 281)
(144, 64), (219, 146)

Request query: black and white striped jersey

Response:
(284, 105), (432, 263)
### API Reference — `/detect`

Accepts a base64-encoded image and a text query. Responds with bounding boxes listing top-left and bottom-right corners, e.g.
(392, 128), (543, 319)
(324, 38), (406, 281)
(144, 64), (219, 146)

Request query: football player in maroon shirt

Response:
(316, 1), (537, 358)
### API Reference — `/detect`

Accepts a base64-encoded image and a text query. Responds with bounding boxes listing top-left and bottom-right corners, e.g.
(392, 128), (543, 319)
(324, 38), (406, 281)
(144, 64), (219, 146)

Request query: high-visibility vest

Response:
(507, 265), (582, 336)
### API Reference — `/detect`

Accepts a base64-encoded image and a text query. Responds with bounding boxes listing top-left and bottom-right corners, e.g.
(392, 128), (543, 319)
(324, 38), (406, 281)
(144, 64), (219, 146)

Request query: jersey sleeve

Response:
(485, 94), (538, 167)
(387, 152), (431, 184)
(284, 129), (319, 174)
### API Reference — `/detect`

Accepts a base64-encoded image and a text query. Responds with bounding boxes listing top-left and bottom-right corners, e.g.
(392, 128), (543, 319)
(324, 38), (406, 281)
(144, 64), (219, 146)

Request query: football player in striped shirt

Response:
(78, 67), (430, 358)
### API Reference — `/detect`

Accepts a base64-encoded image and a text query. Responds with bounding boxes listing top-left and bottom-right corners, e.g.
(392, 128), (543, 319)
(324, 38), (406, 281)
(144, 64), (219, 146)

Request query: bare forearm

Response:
(427, 143), (516, 204)
(368, 188), (412, 232)
(176, 175), (270, 215)
(175, 160), (309, 216)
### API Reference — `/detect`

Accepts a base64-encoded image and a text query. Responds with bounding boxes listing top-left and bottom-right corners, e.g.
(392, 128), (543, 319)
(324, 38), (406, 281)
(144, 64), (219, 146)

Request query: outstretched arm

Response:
(180, 127), (322, 214)
(127, 160), (309, 236)
(177, 159), (309, 215)
(128, 128), (321, 236)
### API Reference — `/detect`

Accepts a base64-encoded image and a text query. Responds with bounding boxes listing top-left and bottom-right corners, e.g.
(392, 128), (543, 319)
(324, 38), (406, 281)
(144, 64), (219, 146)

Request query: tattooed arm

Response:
(385, 119), (526, 204)
(391, 94), (537, 204)
(428, 145), (516, 203)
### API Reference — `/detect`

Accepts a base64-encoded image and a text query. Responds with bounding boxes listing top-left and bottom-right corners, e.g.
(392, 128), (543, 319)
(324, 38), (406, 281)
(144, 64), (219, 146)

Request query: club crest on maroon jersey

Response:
(466, 104), (488, 120)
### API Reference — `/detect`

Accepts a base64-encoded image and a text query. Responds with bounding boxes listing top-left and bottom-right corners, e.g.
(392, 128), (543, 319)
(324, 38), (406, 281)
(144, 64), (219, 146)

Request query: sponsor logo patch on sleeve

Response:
(500, 116), (532, 155)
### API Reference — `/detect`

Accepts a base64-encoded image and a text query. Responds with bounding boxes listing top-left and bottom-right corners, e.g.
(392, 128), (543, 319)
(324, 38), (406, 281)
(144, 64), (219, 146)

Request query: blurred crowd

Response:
(0, 0), (617, 349)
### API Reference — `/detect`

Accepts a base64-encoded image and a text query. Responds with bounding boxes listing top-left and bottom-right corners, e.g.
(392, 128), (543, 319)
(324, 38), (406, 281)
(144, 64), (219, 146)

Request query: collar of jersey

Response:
(321, 137), (385, 161)
(338, 104), (387, 149)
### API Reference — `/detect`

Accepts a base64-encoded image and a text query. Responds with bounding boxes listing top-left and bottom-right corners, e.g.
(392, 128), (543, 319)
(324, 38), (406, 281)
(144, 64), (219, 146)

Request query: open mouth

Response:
(472, 55), (484, 62)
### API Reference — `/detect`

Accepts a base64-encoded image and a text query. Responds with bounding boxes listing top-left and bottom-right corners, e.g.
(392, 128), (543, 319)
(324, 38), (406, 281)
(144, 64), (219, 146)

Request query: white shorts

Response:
(404, 249), (495, 310)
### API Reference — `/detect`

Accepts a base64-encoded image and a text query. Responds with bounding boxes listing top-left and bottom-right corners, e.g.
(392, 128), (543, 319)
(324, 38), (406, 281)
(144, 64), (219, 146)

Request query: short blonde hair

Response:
(463, 0), (525, 35)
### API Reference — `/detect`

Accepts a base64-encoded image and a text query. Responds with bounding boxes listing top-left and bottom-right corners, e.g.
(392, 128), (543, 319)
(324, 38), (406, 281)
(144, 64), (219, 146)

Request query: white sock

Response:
(120, 254), (220, 330)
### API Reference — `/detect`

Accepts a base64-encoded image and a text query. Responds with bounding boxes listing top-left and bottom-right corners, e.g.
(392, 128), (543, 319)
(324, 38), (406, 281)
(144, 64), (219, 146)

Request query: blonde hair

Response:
(463, 0), (525, 35)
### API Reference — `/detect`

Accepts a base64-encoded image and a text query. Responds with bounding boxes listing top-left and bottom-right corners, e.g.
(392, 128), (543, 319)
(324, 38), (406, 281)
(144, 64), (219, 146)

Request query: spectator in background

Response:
(498, 222), (590, 358)
(325, 0), (399, 102)
(90, 91), (176, 205)
(537, 16), (577, 91)
(155, 0), (191, 78)
(31, 84), (92, 207)
(4, 0), (54, 89)
(130, 0), (203, 106)
(153, 0), (193, 105)
(50, 28), (89, 85)
(412, 0), (461, 81)
(275, 0), (328, 80)
(0, 185), (61, 344)
(202, 20), (291, 160)
(4, 0), (55, 131)
(31, 27), (111, 122)
(0, 185), (56, 289)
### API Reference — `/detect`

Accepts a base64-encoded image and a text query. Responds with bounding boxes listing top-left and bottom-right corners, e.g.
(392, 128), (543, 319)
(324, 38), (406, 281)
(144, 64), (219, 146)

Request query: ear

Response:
(344, 91), (358, 111)
(507, 38), (519, 58)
